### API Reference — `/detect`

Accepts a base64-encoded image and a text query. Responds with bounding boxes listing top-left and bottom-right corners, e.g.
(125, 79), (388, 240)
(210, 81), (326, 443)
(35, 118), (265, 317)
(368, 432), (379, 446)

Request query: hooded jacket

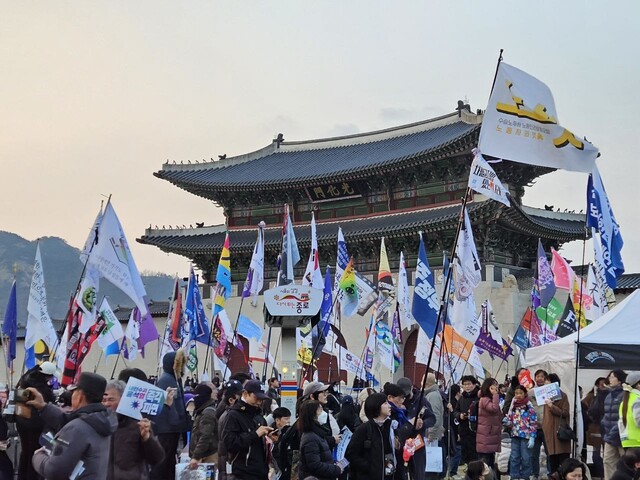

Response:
(107, 414), (165, 480)
(155, 352), (189, 434)
(190, 399), (218, 459)
(222, 400), (269, 480)
(33, 403), (118, 480)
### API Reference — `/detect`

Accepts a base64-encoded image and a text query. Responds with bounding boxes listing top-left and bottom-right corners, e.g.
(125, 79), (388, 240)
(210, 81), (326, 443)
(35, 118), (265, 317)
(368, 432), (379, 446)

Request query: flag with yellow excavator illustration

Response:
(479, 62), (598, 173)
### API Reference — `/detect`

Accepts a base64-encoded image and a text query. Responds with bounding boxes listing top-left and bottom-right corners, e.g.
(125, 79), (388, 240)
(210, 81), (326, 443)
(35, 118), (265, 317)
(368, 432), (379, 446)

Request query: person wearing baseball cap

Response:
(302, 381), (341, 450)
(27, 372), (118, 479)
(222, 380), (277, 480)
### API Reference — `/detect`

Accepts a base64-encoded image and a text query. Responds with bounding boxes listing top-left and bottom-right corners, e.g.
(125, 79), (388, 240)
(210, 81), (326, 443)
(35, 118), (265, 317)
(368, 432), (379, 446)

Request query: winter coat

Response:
(455, 387), (480, 438)
(216, 409), (232, 480)
(475, 393), (502, 454)
(425, 384), (445, 440)
(610, 458), (637, 480)
(346, 419), (395, 480)
(506, 400), (537, 439)
(33, 403), (118, 480)
(336, 403), (362, 433)
(404, 389), (437, 438)
(299, 430), (340, 480)
(15, 367), (55, 432)
(222, 400), (269, 480)
(189, 399), (218, 459)
(107, 414), (165, 480)
(541, 390), (571, 456)
(602, 386), (625, 446)
(154, 352), (189, 434)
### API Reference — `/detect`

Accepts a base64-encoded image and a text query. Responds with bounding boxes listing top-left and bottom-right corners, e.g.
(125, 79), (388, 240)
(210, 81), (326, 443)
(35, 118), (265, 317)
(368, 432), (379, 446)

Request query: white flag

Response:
(97, 299), (125, 350)
(339, 346), (362, 375)
(397, 252), (415, 330)
(479, 62), (598, 173)
(78, 266), (100, 333)
(455, 208), (482, 297)
(86, 203), (148, 315)
(303, 213), (324, 289)
(468, 150), (511, 207)
(26, 244), (58, 351)
(242, 225), (265, 306)
(55, 324), (68, 373)
(80, 207), (103, 263)
(483, 300), (504, 345)
(124, 309), (140, 361)
(451, 291), (481, 343)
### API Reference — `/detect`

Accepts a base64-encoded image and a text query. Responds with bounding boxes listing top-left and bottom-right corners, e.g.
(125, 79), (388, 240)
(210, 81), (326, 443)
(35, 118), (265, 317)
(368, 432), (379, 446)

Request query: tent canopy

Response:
(526, 290), (640, 370)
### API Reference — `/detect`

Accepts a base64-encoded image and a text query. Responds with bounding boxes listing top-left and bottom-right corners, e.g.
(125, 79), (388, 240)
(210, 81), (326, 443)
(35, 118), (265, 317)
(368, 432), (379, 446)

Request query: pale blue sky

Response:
(2, 2), (639, 276)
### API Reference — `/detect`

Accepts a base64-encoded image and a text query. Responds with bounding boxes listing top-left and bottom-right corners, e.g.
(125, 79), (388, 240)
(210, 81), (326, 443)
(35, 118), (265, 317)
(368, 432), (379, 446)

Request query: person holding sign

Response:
(541, 373), (571, 476)
(26, 372), (118, 480)
(102, 380), (165, 480)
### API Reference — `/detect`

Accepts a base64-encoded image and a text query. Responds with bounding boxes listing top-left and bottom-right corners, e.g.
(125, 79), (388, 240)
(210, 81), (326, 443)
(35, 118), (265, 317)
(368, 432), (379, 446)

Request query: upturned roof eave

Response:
(153, 127), (480, 194)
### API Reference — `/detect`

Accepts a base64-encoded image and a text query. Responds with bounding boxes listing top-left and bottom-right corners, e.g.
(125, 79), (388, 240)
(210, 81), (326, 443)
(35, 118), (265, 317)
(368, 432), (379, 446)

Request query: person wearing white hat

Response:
(15, 362), (56, 479)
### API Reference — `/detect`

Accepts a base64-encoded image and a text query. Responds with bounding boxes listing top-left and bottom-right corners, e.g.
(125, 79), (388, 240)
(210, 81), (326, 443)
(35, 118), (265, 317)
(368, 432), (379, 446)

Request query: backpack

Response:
(274, 421), (301, 480)
(468, 400), (480, 433)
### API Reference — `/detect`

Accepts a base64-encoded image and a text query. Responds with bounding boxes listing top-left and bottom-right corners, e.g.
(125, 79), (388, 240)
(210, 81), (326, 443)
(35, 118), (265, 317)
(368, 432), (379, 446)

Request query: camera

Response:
(14, 389), (32, 403)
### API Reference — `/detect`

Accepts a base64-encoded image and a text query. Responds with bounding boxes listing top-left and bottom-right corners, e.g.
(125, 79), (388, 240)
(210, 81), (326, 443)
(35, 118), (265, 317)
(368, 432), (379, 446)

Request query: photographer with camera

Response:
(25, 372), (117, 480)
(15, 361), (56, 480)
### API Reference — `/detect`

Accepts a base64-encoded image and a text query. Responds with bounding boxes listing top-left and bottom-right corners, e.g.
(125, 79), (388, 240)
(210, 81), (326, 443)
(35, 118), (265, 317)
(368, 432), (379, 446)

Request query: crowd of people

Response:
(1, 354), (640, 480)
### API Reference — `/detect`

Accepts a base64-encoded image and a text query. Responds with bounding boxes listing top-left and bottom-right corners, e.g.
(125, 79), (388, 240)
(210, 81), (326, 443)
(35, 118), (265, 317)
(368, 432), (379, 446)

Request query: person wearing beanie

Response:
(15, 361), (57, 480)
(26, 372), (118, 480)
(188, 384), (218, 469)
(619, 372), (640, 449)
(102, 380), (164, 480)
(346, 393), (395, 480)
(603, 370), (628, 480)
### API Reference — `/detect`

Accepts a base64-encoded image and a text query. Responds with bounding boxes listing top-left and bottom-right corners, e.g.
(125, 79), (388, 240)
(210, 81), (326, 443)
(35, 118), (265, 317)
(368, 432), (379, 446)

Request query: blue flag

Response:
(2, 281), (17, 366)
(587, 167), (624, 288)
(320, 266), (333, 337)
(411, 234), (440, 338)
(25, 346), (36, 369)
(237, 315), (262, 342)
(185, 267), (210, 344)
(105, 340), (121, 357)
(536, 240), (556, 307)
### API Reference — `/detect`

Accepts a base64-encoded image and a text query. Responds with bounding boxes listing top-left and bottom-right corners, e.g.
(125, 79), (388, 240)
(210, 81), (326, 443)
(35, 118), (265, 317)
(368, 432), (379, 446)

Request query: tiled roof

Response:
(113, 301), (172, 321)
(138, 200), (585, 256)
(615, 274), (640, 291)
(155, 111), (481, 191)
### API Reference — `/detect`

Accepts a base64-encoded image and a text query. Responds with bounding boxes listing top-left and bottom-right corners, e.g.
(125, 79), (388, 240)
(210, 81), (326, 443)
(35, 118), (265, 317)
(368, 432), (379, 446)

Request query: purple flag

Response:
(138, 302), (159, 356)
(537, 240), (557, 308)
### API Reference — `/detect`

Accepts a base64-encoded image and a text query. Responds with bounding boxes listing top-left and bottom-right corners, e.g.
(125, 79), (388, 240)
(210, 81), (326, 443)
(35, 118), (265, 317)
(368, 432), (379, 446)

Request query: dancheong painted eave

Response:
(137, 200), (586, 257)
(154, 110), (482, 194)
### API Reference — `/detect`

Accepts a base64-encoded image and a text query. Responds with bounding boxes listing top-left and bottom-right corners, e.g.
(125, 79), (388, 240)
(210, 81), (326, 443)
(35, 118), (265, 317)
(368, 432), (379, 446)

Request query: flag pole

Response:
(220, 293), (247, 381)
(157, 275), (179, 371)
(571, 225), (589, 457)
(300, 294), (340, 387)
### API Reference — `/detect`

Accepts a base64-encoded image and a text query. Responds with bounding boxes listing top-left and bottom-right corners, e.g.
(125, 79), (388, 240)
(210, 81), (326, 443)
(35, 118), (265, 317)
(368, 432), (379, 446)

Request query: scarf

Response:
(389, 402), (410, 425)
(512, 396), (529, 409)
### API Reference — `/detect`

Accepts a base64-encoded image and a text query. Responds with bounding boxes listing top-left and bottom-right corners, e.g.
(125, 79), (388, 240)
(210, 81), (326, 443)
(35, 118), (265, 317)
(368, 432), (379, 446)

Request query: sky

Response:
(2, 2), (639, 278)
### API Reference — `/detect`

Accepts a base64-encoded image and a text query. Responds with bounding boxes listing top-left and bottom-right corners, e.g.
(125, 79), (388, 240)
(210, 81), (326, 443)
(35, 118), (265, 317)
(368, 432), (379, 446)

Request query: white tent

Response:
(524, 290), (640, 455)
(525, 289), (640, 371)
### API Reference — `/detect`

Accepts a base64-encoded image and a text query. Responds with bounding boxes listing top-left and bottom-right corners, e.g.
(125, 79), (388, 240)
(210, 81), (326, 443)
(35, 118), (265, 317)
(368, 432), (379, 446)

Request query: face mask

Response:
(317, 411), (328, 424)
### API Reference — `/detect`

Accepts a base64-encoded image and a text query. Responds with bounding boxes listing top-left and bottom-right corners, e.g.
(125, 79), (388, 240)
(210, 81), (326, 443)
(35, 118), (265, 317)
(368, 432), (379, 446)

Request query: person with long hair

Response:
(602, 370), (627, 480)
(298, 400), (343, 480)
(505, 385), (537, 480)
(541, 373), (572, 476)
(475, 378), (502, 472)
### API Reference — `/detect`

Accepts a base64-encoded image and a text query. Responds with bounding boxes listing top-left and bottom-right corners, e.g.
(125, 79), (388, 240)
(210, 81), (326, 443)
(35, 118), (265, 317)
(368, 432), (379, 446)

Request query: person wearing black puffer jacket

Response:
(455, 376), (480, 466)
(223, 381), (277, 480)
(610, 451), (640, 480)
(298, 400), (342, 480)
(603, 370), (627, 480)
